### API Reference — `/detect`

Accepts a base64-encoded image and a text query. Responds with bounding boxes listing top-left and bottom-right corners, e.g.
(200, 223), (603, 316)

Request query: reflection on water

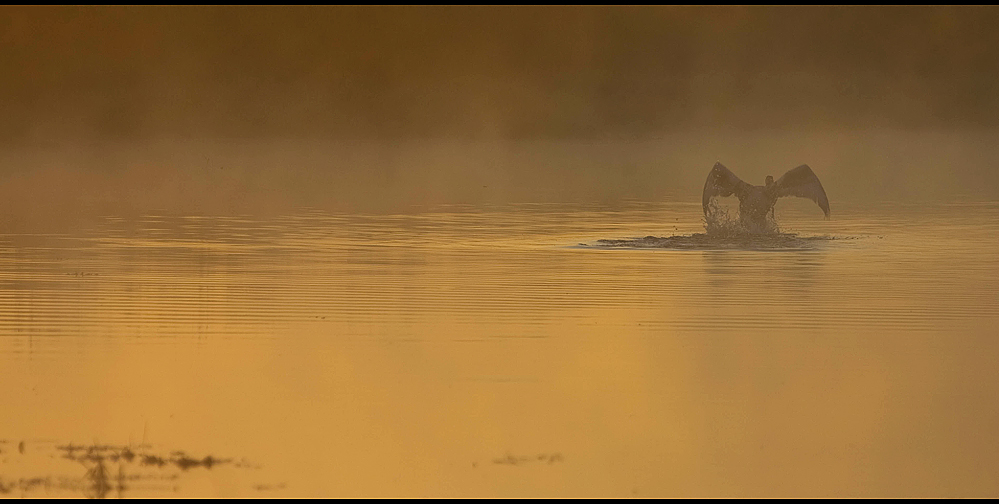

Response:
(2, 201), (999, 497)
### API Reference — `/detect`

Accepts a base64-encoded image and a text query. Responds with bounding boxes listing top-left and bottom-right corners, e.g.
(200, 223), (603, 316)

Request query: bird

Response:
(702, 162), (830, 230)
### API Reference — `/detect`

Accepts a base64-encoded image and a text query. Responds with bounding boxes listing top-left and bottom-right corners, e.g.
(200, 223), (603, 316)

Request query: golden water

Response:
(2, 201), (998, 497)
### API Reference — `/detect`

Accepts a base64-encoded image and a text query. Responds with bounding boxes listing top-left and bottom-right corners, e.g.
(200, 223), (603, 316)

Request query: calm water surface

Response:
(2, 201), (998, 497)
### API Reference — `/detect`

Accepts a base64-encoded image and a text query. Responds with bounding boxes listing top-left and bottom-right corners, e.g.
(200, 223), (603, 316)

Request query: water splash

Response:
(582, 201), (844, 251)
(703, 199), (781, 237)
(586, 233), (829, 251)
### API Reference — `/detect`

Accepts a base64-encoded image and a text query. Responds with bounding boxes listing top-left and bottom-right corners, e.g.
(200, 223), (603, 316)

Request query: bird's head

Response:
(765, 175), (774, 188)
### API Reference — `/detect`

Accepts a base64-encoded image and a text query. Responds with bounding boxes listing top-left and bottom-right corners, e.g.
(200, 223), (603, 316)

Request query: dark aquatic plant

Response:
(0, 439), (262, 498)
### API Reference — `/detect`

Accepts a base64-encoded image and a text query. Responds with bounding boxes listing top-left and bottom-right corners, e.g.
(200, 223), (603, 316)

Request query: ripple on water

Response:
(580, 233), (853, 251)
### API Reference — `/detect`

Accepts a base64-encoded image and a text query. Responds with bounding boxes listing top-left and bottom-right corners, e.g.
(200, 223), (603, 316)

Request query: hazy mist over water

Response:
(3, 6), (999, 498)
(2, 6), (999, 228)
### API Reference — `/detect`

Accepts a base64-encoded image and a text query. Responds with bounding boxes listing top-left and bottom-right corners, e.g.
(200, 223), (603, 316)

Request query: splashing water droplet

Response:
(704, 200), (781, 237)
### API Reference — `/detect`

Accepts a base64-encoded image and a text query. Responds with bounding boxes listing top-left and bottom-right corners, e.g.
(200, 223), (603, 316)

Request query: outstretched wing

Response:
(774, 164), (830, 217)
(702, 162), (750, 216)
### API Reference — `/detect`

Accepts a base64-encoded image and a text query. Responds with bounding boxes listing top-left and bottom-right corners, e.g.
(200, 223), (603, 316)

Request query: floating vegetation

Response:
(489, 452), (564, 467)
(0, 475), (89, 496)
(0, 439), (275, 498)
(253, 482), (288, 491)
(57, 444), (231, 473)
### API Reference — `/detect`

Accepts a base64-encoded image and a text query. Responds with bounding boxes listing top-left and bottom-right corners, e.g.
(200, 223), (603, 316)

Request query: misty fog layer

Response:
(2, 6), (998, 227)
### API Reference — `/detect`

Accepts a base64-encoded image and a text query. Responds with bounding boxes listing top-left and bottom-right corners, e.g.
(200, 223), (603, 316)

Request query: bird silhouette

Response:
(702, 162), (830, 230)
